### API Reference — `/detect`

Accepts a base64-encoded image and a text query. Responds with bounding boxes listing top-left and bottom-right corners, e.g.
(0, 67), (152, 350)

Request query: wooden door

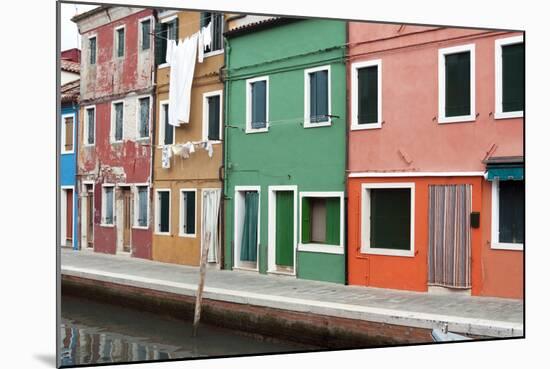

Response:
(66, 189), (73, 246)
(122, 189), (132, 253)
(87, 188), (94, 248)
(275, 191), (294, 270)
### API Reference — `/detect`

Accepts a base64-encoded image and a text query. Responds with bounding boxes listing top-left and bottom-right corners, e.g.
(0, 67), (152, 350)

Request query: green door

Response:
(275, 191), (294, 267)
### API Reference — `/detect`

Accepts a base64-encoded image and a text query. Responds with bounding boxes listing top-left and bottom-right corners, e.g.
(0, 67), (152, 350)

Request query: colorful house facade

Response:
(73, 6), (156, 258)
(223, 18), (348, 283)
(346, 23), (524, 298)
(151, 10), (227, 266)
(60, 79), (80, 250)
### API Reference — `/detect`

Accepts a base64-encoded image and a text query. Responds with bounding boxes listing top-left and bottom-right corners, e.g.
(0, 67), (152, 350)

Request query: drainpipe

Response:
(344, 23), (350, 285)
(74, 100), (80, 251)
(150, 10), (158, 258)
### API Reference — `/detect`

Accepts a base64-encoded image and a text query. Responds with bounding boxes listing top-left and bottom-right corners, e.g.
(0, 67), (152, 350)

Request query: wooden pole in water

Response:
(192, 231), (210, 337)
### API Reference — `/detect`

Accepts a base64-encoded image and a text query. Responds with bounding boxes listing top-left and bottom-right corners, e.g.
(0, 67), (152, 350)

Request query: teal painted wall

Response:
(224, 19), (347, 284)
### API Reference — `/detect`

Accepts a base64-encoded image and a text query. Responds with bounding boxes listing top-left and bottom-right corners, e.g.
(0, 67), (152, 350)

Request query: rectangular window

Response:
(438, 44), (475, 123)
(138, 97), (150, 139)
(200, 12), (223, 53)
(115, 27), (125, 58)
(361, 183), (414, 257)
(141, 19), (151, 50)
(63, 116), (74, 153)
(156, 190), (171, 234)
(85, 107), (95, 145)
(246, 77), (269, 132)
(180, 190), (196, 236)
(155, 18), (178, 65)
(160, 102), (174, 145)
(89, 37), (96, 65)
(495, 36), (524, 119)
(112, 102), (124, 142)
(351, 59), (382, 129)
(136, 186), (148, 227)
(493, 180), (524, 248)
(304, 66), (330, 127)
(102, 186), (114, 225)
(203, 91), (222, 141)
(301, 197), (340, 245)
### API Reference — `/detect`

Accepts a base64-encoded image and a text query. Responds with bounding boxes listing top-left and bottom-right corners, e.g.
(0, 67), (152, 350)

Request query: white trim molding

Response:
(349, 171), (485, 178)
(304, 65), (332, 128)
(113, 24), (126, 59)
(438, 43), (476, 124)
(298, 191), (345, 255)
(491, 180), (524, 251)
(233, 186), (261, 271)
(60, 185), (76, 247)
(133, 184), (150, 230)
(61, 113), (76, 154)
(87, 34), (97, 66)
(245, 76), (269, 134)
(135, 94), (153, 140)
(361, 182), (415, 257)
(202, 90), (223, 143)
(351, 59), (382, 130)
(154, 188), (172, 236)
(179, 188), (198, 238)
(494, 35), (524, 120)
(268, 185), (298, 276)
(100, 184), (115, 227)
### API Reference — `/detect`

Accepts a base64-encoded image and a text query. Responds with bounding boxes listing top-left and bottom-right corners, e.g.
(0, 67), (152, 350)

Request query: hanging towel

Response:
(205, 141), (213, 158)
(161, 145), (172, 169)
(197, 30), (204, 63)
(167, 33), (198, 127)
(171, 144), (184, 156)
(202, 22), (212, 51)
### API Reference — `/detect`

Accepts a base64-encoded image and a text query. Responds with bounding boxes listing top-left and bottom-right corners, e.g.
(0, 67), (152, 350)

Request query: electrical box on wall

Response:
(471, 212), (480, 228)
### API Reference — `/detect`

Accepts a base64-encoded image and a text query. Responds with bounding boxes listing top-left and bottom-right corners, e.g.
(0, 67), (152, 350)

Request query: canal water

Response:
(60, 295), (316, 366)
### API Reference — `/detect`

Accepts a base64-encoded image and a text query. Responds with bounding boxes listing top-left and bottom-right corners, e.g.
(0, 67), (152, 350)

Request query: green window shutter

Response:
(310, 70), (329, 123)
(310, 71), (317, 122)
(498, 180), (524, 243)
(208, 95), (221, 140)
(325, 197), (340, 245)
(138, 187), (148, 227)
(117, 29), (125, 57)
(155, 23), (167, 65)
(301, 197), (311, 243)
(370, 189), (411, 250)
(89, 38), (96, 64)
(163, 105), (173, 144)
(139, 98), (150, 138)
(159, 192), (170, 233)
(87, 109), (95, 144)
(185, 191), (196, 234)
(502, 43), (524, 112)
(251, 81), (267, 129)
(142, 20), (151, 50)
(275, 191), (294, 267)
(358, 66), (378, 124)
(115, 103), (123, 141)
(445, 51), (470, 117)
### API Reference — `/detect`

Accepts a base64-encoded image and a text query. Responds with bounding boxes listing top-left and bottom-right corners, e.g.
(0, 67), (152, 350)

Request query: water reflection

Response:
(60, 295), (313, 366)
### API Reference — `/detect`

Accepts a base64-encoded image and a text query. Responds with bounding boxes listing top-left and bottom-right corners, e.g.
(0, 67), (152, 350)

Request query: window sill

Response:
(61, 150), (75, 155)
(245, 127), (269, 134)
(111, 140), (124, 144)
(100, 223), (115, 228)
(132, 225), (149, 230)
(155, 231), (171, 236)
(494, 110), (523, 120)
(360, 247), (414, 257)
(304, 120), (332, 129)
(351, 122), (382, 130)
(178, 233), (197, 238)
(83, 144), (95, 148)
(158, 63), (169, 69)
(136, 137), (150, 142)
(438, 114), (476, 124)
(491, 242), (523, 251)
(204, 49), (224, 58)
(298, 243), (344, 254)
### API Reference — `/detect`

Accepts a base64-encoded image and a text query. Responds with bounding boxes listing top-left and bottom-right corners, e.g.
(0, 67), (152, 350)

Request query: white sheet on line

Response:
(202, 189), (221, 263)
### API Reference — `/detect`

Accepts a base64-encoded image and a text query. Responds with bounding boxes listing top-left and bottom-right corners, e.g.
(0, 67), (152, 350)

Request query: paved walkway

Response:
(61, 249), (523, 338)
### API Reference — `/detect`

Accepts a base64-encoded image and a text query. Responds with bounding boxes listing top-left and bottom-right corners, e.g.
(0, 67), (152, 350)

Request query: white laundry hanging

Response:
(202, 189), (221, 263)
(161, 145), (172, 169)
(202, 141), (213, 158)
(202, 21), (212, 51)
(166, 33), (198, 127)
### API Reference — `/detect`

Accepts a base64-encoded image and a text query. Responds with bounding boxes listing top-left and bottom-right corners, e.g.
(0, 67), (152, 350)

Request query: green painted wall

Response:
(224, 19), (347, 284)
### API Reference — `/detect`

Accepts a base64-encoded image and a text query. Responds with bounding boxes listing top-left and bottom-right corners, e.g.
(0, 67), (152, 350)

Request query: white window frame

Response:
(298, 191), (345, 255)
(135, 95), (152, 140)
(101, 184), (115, 227)
(233, 186), (261, 271)
(361, 182), (415, 257)
(138, 16), (154, 53)
(157, 15), (178, 69)
(202, 90), (223, 143)
(494, 35), (524, 120)
(133, 184), (150, 229)
(158, 100), (174, 146)
(81, 180), (95, 250)
(438, 44), (476, 124)
(351, 59), (382, 130)
(154, 188), (171, 236)
(87, 34), (97, 66)
(114, 25), (126, 59)
(84, 105), (96, 147)
(245, 76), (269, 134)
(110, 100), (125, 143)
(304, 65), (332, 128)
(61, 113), (76, 154)
(179, 188), (198, 238)
(491, 180), (524, 251)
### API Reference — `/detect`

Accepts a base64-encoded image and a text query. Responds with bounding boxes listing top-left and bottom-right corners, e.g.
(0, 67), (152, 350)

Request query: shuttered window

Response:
(104, 187), (114, 225)
(89, 37), (96, 65)
(141, 20), (151, 50)
(113, 102), (123, 141)
(64, 116), (73, 152)
(251, 80), (267, 129)
(116, 28), (125, 58)
(155, 19), (178, 65)
(498, 180), (524, 244)
(86, 108), (95, 145)
(200, 12), (223, 52)
(301, 197), (340, 245)
(137, 186), (148, 227)
(181, 191), (196, 235)
(138, 97), (150, 138)
(309, 70), (329, 123)
(162, 104), (173, 145)
(502, 43), (524, 113)
(158, 191), (170, 233)
(207, 95), (221, 140)
(445, 51), (470, 117)
(357, 65), (378, 124)
(370, 189), (411, 250)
